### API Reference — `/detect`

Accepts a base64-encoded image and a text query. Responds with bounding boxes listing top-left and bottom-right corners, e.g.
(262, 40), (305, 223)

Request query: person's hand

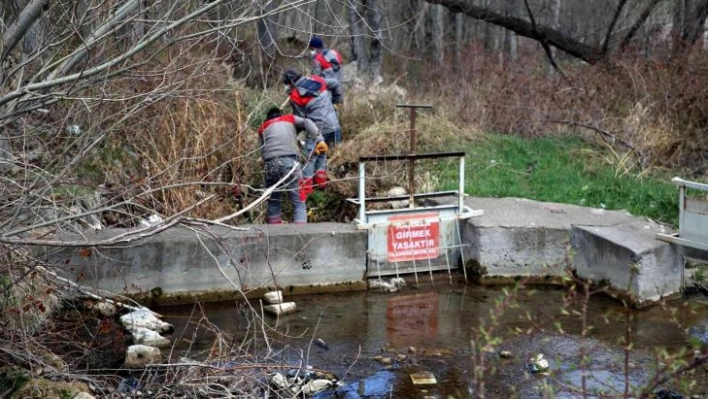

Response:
(315, 141), (329, 155)
(333, 103), (342, 111)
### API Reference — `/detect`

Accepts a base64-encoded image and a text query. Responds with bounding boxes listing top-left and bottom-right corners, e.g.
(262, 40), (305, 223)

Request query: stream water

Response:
(156, 274), (708, 398)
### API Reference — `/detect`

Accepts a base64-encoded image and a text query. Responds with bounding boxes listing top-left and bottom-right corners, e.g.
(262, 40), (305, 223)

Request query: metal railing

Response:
(656, 177), (708, 252)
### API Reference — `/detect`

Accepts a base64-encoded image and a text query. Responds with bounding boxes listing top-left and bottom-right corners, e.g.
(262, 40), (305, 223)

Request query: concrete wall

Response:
(43, 223), (367, 303)
(572, 223), (682, 307)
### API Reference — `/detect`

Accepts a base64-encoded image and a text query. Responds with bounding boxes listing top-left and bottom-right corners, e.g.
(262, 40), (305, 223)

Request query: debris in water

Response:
(315, 338), (329, 350)
(499, 350), (513, 358)
(410, 371), (437, 385)
(527, 353), (550, 373)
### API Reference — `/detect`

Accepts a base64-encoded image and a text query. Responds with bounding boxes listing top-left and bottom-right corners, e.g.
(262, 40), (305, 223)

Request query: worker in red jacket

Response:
(258, 107), (326, 224)
(309, 36), (344, 146)
(309, 36), (343, 87)
(282, 68), (342, 193)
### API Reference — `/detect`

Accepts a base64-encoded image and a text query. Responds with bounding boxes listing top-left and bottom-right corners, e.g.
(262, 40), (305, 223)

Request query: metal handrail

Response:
(356, 152), (466, 223)
(672, 177), (708, 191)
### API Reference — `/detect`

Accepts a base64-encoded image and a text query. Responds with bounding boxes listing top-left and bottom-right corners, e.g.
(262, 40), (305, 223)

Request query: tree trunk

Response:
(481, 0), (495, 52)
(454, 12), (465, 59)
(257, 0), (277, 60)
(547, 0), (561, 76)
(368, 0), (383, 80)
(425, 3), (444, 64)
(502, 0), (517, 66)
(348, 0), (368, 71)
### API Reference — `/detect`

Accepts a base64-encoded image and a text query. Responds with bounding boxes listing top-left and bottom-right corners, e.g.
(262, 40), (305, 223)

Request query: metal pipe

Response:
(359, 161), (366, 223)
(459, 155), (465, 214)
(408, 107), (417, 209)
(359, 151), (465, 162)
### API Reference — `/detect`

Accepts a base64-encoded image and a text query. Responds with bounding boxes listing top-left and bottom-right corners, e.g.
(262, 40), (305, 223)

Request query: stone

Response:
(263, 302), (297, 316)
(74, 393), (96, 399)
(125, 345), (162, 369)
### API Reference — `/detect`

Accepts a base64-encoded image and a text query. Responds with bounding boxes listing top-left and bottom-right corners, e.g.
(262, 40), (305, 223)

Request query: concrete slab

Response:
(43, 223), (367, 304)
(572, 220), (682, 307)
(460, 197), (644, 280)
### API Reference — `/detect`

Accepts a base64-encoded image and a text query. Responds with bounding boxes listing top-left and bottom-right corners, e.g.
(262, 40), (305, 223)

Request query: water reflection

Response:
(157, 278), (708, 397)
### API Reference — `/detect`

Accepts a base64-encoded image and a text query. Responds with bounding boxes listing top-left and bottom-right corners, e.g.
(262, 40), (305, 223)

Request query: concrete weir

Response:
(44, 223), (368, 304)
(460, 197), (681, 307)
(43, 197), (687, 307)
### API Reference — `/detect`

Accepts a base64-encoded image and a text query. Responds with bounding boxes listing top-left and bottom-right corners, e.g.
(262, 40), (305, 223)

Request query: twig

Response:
(35, 265), (160, 317)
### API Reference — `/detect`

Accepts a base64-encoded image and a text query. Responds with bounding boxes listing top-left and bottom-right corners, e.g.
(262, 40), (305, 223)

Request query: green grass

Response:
(436, 134), (679, 227)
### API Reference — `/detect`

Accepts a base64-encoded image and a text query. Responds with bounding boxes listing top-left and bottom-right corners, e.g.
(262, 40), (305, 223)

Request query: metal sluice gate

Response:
(346, 146), (484, 286)
(656, 177), (708, 257)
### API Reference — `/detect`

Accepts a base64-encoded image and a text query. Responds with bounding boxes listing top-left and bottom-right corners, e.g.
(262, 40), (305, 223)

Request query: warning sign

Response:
(387, 213), (440, 262)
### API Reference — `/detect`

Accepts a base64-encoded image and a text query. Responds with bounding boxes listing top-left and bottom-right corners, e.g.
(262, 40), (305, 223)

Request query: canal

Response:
(157, 274), (708, 398)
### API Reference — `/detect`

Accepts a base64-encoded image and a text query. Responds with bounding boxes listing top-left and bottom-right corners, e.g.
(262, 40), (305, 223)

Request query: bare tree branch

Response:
(424, 0), (604, 64)
(1, 0), (50, 61)
(601, 0), (627, 56)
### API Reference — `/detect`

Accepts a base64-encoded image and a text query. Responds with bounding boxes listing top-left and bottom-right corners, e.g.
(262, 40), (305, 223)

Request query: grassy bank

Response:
(436, 134), (680, 227)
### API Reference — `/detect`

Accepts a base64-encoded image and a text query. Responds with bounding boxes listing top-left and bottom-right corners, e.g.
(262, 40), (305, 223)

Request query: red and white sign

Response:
(387, 213), (440, 262)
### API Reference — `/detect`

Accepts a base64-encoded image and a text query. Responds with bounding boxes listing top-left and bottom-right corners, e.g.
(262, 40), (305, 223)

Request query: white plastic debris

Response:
(301, 379), (333, 395)
(120, 308), (173, 333)
(263, 302), (297, 316)
(368, 277), (406, 293)
(263, 290), (283, 304)
(126, 326), (171, 348)
(65, 125), (81, 135)
(139, 214), (164, 228)
(527, 353), (550, 373)
(271, 372), (290, 390)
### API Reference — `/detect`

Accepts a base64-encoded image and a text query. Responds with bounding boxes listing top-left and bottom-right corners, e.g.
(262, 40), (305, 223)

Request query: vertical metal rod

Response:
(427, 256), (434, 285)
(408, 107), (417, 209)
(358, 161), (366, 223)
(408, 221), (419, 285)
(678, 184), (686, 291)
(458, 155), (465, 214)
(441, 221), (453, 284)
(375, 257), (383, 287)
(456, 220), (468, 283)
(679, 184), (685, 235)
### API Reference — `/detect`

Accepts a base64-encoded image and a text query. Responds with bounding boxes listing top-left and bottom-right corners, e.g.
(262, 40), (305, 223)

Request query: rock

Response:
(120, 308), (173, 333)
(386, 186), (409, 209)
(263, 302), (297, 316)
(125, 345), (162, 368)
(126, 326), (171, 348)
(263, 290), (283, 304)
(10, 378), (90, 399)
(689, 320), (708, 346)
(74, 392), (96, 399)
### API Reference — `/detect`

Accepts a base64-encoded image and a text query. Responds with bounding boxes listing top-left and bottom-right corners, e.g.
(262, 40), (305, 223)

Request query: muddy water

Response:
(157, 275), (708, 398)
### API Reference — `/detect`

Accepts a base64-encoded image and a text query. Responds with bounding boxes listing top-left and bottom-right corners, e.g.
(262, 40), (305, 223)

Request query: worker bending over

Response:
(258, 107), (327, 224)
(282, 67), (342, 192)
